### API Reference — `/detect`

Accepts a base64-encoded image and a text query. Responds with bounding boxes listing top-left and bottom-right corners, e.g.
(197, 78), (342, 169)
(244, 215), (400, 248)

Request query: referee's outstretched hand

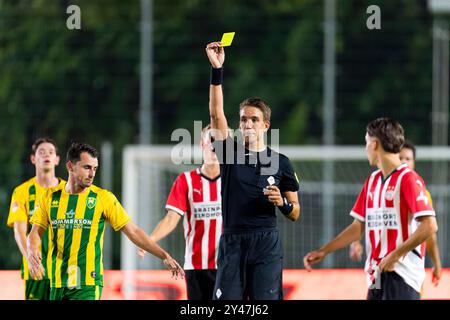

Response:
(303, 250), (326, 272)
(206, 42), (225, 68)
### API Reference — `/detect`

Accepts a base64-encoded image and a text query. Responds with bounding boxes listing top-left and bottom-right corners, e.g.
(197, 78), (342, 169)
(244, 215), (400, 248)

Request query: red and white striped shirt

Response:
(350, 163), (435, 292)
(166, 168), (222, 270)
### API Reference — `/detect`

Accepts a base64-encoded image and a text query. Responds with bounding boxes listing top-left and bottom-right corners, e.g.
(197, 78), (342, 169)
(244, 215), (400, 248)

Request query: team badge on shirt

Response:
(86, 197), (97, 209)
(11, 201), (19, 213)
(385, 186), (395, 201)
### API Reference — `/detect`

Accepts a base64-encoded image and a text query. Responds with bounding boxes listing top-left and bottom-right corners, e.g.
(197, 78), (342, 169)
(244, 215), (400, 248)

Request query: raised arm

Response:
(206, 42), (228, 140)
(27, 224), (46, 280)
(122, 221), (184, 279)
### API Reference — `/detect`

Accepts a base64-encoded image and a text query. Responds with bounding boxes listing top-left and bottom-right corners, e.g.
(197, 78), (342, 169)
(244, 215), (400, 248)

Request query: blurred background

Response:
(1, 0), (450, 299)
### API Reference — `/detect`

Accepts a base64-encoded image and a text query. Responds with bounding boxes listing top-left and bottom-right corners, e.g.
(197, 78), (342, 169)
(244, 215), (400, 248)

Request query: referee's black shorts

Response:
(185, 269), (217, 300)
(367, 271), (420, 300)
(213, 229), (283, 300)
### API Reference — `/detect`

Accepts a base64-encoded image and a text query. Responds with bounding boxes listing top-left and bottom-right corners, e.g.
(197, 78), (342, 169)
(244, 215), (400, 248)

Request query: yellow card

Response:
(220, 32), (235, 47)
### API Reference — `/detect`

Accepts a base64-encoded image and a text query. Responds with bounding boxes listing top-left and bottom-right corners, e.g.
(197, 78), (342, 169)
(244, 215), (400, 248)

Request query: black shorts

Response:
(367, 271), (420, 300)
(185, 269), (217, 300)
(213, 229), (283, 300)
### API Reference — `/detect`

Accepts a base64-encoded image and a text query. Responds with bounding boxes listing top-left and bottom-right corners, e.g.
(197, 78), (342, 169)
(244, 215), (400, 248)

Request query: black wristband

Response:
(210, 67), (223, 85)
(278, 196), (294, 216)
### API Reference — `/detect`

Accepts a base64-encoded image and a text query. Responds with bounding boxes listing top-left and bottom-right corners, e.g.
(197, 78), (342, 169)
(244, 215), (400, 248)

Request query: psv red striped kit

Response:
(350, 163), (436, 292)
(166, 168), (222, 270)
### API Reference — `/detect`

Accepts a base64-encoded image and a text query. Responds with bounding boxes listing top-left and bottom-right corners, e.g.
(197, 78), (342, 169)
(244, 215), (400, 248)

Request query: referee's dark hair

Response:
(402, 140), (416, 160)
(239, 97), (271, 122)
(66, 142), (99, 163)
(366, 117), (404, 153)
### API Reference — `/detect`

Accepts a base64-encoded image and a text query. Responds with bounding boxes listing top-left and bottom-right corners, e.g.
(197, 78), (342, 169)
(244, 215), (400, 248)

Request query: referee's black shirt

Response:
(214, 136), (300, 234)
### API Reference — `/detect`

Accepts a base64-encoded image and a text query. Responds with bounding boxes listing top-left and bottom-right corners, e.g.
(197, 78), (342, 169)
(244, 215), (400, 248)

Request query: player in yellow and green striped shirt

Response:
(27, 142), (184, 300)
(6, 138), (64, 300)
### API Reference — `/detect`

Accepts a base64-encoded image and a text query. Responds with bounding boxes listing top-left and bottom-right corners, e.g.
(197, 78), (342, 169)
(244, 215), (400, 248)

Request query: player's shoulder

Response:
(42, 181), (65, 198)
(401, 167), (425, 184)
(368, 168), (382, 179)
(175, 170), (193, 182)
(13, 177), (36, 193)
(90, 184), (111, 197)
(56, 177), (66, 186)
(92, 185), (121, 205)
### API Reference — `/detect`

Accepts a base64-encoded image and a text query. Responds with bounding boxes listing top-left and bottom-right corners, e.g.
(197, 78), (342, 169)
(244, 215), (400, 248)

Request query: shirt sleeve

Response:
(165, 173), (189, 216)
(6, 187), (28, 228)
(401, 173), (435, 219)
(29, 192), (50, 230)
(279, 157), (300, 193)
(102, 191), (131, 231)
(350, 178), (369, 222)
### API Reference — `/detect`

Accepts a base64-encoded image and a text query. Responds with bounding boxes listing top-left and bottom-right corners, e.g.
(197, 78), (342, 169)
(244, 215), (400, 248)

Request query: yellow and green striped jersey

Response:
(7, 177), (65, 280)
(30, 183), (131, 288)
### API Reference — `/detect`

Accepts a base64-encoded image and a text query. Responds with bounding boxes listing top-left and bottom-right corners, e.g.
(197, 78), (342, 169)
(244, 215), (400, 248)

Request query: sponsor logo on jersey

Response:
(51, 209), (93, 230)
(193, 201), (222, 219)
(367, 208), (398, 228)
(66, 209), (75, 219)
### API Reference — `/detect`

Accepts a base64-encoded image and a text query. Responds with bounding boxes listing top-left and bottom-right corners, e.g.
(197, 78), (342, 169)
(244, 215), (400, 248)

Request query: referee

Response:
(205, 41), (301, 300)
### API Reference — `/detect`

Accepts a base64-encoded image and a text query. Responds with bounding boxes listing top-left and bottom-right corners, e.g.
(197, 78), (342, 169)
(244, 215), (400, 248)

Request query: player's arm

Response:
(274, 190), (300, 221)
(26, 225), (46, 280)
(7, 189), (29, 258)
(303, 219), (365, 270)
(13, 221), (28, 258)
(379, 216), (437, 272)
(138, 210), (182, 258)
(206, 41), (228, 141)
(150, 210), (182, 242)
(121, 221), (185, 278)
(349, 240), (364, 262)
(426, 233), (442, 286)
